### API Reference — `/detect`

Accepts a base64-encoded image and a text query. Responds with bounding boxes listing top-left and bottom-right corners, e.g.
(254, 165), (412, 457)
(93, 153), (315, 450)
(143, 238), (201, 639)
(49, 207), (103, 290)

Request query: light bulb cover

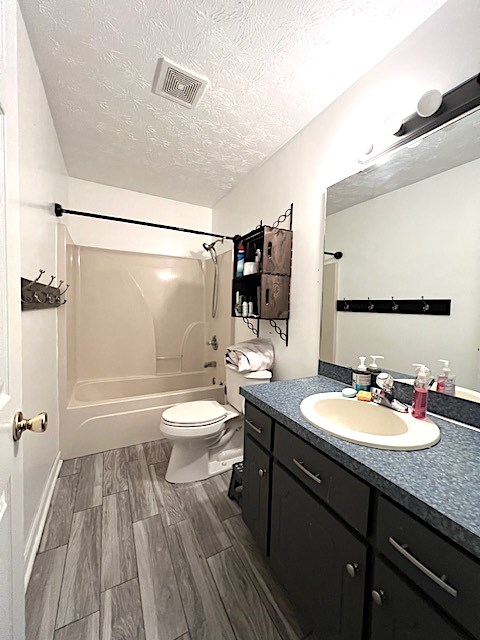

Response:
(417, 89), (443, 118)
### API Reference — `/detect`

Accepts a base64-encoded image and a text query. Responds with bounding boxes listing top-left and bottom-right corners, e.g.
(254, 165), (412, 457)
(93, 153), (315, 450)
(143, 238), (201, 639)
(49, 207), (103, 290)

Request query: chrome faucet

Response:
(371, 373), (409, 413)
(204, 361), (217, 368)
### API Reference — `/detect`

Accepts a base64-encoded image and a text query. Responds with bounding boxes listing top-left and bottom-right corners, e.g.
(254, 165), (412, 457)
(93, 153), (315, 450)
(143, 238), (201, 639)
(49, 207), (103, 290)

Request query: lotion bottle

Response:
(412, 364), (430, 420)
(368, 355), (384, 389)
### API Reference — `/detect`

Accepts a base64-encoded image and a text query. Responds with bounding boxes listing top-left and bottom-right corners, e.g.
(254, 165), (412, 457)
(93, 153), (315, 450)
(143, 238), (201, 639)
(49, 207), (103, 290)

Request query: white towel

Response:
(225, 338), (274, 373)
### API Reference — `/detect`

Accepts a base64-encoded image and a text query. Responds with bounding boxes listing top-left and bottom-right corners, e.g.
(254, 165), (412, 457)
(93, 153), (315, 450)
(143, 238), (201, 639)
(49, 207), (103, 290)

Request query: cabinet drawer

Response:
(376, 496), (480, 638)
(274, 425), (370, 535)
(245, 402), (273, 450)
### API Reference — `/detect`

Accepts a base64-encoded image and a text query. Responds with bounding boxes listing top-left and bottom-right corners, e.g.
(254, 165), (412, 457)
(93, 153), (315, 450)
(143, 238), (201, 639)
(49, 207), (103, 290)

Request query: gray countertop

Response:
(241, 375), (480, 560)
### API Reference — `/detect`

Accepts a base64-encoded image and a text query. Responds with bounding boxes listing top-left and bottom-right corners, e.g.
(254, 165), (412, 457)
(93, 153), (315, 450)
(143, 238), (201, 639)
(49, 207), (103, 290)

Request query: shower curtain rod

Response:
(54, 203), (235, 241)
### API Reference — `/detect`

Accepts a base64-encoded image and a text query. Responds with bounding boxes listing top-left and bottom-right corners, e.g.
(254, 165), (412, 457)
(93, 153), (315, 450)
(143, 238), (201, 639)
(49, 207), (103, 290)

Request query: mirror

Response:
(321, 107), (480, 403)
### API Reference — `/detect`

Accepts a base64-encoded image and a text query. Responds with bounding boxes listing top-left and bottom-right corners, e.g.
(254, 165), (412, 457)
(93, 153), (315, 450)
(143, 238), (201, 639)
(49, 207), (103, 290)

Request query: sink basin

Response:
(300, 392), (440, 450)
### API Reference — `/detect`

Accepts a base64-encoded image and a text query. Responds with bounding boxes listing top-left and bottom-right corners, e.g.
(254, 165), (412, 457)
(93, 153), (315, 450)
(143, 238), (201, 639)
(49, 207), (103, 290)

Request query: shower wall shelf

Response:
(232, 204), (293, 346)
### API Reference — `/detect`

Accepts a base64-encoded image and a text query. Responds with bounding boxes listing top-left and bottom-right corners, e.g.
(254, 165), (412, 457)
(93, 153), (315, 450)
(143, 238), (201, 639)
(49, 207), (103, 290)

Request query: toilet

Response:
(160, 365), (271, 483)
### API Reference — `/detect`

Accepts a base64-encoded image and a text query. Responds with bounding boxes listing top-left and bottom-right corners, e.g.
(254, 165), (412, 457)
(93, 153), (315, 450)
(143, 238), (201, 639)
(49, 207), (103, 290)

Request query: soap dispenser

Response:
(437, 360), (456, 396)
(412, 364), (430, 420)
(368, 355), (385, 389)
(352, 357), (371, 392)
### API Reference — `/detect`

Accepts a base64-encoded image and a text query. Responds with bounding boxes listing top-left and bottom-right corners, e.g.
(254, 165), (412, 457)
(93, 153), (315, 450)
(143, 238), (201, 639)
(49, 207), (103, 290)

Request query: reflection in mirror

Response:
(321, 107), (480, 403)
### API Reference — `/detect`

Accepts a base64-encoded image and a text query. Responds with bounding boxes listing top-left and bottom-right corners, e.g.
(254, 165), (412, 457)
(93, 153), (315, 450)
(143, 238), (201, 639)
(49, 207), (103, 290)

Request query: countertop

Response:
(241, 375), (480, 560)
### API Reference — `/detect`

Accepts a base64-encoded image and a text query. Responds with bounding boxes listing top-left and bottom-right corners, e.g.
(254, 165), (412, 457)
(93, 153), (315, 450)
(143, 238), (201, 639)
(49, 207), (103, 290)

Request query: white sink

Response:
(395, 378), (480, 404)
(300, 392), (440, 450)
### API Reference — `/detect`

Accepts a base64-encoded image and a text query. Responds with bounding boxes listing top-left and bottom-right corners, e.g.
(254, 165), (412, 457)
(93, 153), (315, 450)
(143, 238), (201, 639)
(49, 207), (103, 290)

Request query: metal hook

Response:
(343, 298), (350, 311)
(367, 297), (374, 311)
(422, 296), (430, 312)
(59, 283), (69, 296)
(392, 297), (399, 311)
(38, 275), (55, 292)
(23, 269), (45, 291)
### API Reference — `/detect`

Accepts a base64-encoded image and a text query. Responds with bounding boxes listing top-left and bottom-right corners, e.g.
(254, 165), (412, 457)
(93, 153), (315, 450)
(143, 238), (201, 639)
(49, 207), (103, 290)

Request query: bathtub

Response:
(62, 372), (225, 458)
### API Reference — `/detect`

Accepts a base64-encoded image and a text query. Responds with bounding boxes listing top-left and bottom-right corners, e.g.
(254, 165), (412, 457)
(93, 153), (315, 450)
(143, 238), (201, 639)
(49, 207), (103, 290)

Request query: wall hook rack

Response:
(21, 269), (68, 311)
(336, 297), (451, 316)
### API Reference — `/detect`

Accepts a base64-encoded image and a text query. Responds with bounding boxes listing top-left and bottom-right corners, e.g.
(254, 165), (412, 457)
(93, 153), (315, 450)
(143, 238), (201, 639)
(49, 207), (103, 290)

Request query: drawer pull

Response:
(292, 458), (322, 484)
(388, 537), (458, 598)
(245, 418), (262, 435)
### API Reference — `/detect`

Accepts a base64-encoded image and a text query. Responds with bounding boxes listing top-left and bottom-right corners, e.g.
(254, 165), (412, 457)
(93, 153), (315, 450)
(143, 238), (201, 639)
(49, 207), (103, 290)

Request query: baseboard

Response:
(24, 452), (62, 590)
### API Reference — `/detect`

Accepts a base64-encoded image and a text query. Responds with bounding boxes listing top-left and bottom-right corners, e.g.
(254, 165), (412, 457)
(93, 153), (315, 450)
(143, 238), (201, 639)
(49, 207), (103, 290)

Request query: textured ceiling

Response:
(20, 0), (446, 207)
(327, 106), (480, 215)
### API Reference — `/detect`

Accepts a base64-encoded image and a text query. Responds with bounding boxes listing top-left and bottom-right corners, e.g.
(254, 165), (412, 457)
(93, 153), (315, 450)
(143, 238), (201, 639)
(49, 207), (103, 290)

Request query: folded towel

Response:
(226, 338), (274, 373)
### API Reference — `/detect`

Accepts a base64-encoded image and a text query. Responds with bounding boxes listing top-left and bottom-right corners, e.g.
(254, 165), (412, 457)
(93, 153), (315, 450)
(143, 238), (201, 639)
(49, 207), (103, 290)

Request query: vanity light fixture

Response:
(358, 72), (480, 164)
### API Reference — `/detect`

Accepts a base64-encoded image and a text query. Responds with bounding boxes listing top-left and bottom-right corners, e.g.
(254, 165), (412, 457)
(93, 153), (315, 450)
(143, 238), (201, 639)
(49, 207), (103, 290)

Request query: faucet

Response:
(371, 373), (409, 413)
(204, 361), (217, 368)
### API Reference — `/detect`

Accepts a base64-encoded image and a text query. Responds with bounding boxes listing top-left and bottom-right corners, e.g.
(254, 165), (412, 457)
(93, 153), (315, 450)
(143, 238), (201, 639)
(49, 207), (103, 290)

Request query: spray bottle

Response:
(412, 364), (430, 420)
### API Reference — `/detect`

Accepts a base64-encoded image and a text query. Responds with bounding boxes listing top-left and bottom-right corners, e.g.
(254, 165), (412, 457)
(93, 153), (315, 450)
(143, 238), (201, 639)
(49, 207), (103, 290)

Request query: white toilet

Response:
(160, 365), (271, 483)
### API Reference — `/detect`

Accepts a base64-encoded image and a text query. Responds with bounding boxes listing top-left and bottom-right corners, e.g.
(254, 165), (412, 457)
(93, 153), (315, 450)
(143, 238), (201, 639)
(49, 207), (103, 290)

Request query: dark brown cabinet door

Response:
(263, 226), (292, 275)
(260, 274), (290, 319)
(370, 558), (468, 640)
(269, 462), (366, 640)
(242, 435), (271, 555)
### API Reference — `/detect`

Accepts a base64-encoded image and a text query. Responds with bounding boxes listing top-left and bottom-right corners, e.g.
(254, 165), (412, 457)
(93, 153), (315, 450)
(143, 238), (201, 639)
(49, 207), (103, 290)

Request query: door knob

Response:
(371, 589), (386, 606)
(13, 411), (48, 442)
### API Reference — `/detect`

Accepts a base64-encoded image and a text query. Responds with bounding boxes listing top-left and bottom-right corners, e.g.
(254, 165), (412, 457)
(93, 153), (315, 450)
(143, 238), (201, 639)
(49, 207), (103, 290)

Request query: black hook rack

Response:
(336, 298), (451, 316)
(21, 269), (69, 310)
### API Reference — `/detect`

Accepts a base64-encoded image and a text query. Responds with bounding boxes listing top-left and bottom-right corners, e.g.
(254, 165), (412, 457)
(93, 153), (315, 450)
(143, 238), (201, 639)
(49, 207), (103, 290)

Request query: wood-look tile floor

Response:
(26, 439), (308, 640)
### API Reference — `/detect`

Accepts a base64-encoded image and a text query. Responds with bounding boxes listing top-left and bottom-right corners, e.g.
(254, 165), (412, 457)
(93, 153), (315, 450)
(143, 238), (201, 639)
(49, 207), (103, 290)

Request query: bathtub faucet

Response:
(204, 361), (217, 368)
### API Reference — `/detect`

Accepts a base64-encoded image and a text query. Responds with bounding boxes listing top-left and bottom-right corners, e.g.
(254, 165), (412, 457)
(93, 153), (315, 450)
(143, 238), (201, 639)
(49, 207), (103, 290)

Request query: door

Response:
(0, 2), (25, 639)
(320, 261), (338, 362)
(242, 435), (271, 555)
(370, 558), (466, 640)
(270, 462), (366, 640)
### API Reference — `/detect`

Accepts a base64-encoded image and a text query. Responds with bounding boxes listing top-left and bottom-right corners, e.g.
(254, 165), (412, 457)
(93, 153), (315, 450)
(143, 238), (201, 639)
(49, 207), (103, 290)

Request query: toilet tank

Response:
(225, 364), (272, 413)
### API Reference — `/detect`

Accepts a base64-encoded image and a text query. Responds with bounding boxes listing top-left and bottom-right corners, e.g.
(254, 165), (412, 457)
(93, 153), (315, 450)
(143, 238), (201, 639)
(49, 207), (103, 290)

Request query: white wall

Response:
(326, 158), (480, 388)
(17, 12), (68, 560)
(212, 0), (480, 381)
(66, 178), (212, 258)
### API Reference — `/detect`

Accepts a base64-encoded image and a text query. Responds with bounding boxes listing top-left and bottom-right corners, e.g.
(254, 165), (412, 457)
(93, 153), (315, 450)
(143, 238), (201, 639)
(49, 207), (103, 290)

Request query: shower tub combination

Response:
(64, 371), (224, 458)
(61, 244), (232, 459)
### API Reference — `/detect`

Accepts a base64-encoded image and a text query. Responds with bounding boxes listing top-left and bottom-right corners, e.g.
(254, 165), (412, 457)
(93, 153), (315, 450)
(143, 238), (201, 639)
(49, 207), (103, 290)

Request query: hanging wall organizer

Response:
(232, 204), (293, 345)
(21, 269), (69, 310)
(336, 297), (451, 316)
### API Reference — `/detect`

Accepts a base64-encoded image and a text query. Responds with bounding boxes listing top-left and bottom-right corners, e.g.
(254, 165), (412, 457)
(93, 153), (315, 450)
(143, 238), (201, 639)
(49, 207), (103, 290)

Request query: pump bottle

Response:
(437, 360), (456, 396)
(412, 364), (430, 420)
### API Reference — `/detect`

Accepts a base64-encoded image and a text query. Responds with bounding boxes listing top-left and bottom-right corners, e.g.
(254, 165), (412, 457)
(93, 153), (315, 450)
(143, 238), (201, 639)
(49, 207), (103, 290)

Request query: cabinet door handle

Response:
(388, 537), (458, 598)
(346, 562), (359, 577)
(292, 458), (322, 484)
(245, 418), (262, 435)
(258, 468), (267, 477)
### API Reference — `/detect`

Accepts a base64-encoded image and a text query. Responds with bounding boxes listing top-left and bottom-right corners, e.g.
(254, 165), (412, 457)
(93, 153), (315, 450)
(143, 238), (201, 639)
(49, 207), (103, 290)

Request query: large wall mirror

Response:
(321, 106), (480, 403)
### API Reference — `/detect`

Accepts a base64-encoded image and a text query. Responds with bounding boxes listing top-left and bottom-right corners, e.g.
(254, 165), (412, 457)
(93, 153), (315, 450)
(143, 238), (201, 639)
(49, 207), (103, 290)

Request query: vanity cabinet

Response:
(242, 400), (478, 640)
(270, 461), (367, 640)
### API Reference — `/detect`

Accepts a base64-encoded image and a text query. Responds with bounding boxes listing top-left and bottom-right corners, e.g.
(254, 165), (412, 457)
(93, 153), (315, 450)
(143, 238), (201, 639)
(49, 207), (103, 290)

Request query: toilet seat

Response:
(162, 400), (227, 428)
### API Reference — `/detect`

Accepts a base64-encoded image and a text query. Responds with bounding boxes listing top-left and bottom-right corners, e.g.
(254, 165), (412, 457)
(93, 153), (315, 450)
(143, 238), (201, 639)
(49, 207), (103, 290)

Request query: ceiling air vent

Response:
(152, 57), (208, 109)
